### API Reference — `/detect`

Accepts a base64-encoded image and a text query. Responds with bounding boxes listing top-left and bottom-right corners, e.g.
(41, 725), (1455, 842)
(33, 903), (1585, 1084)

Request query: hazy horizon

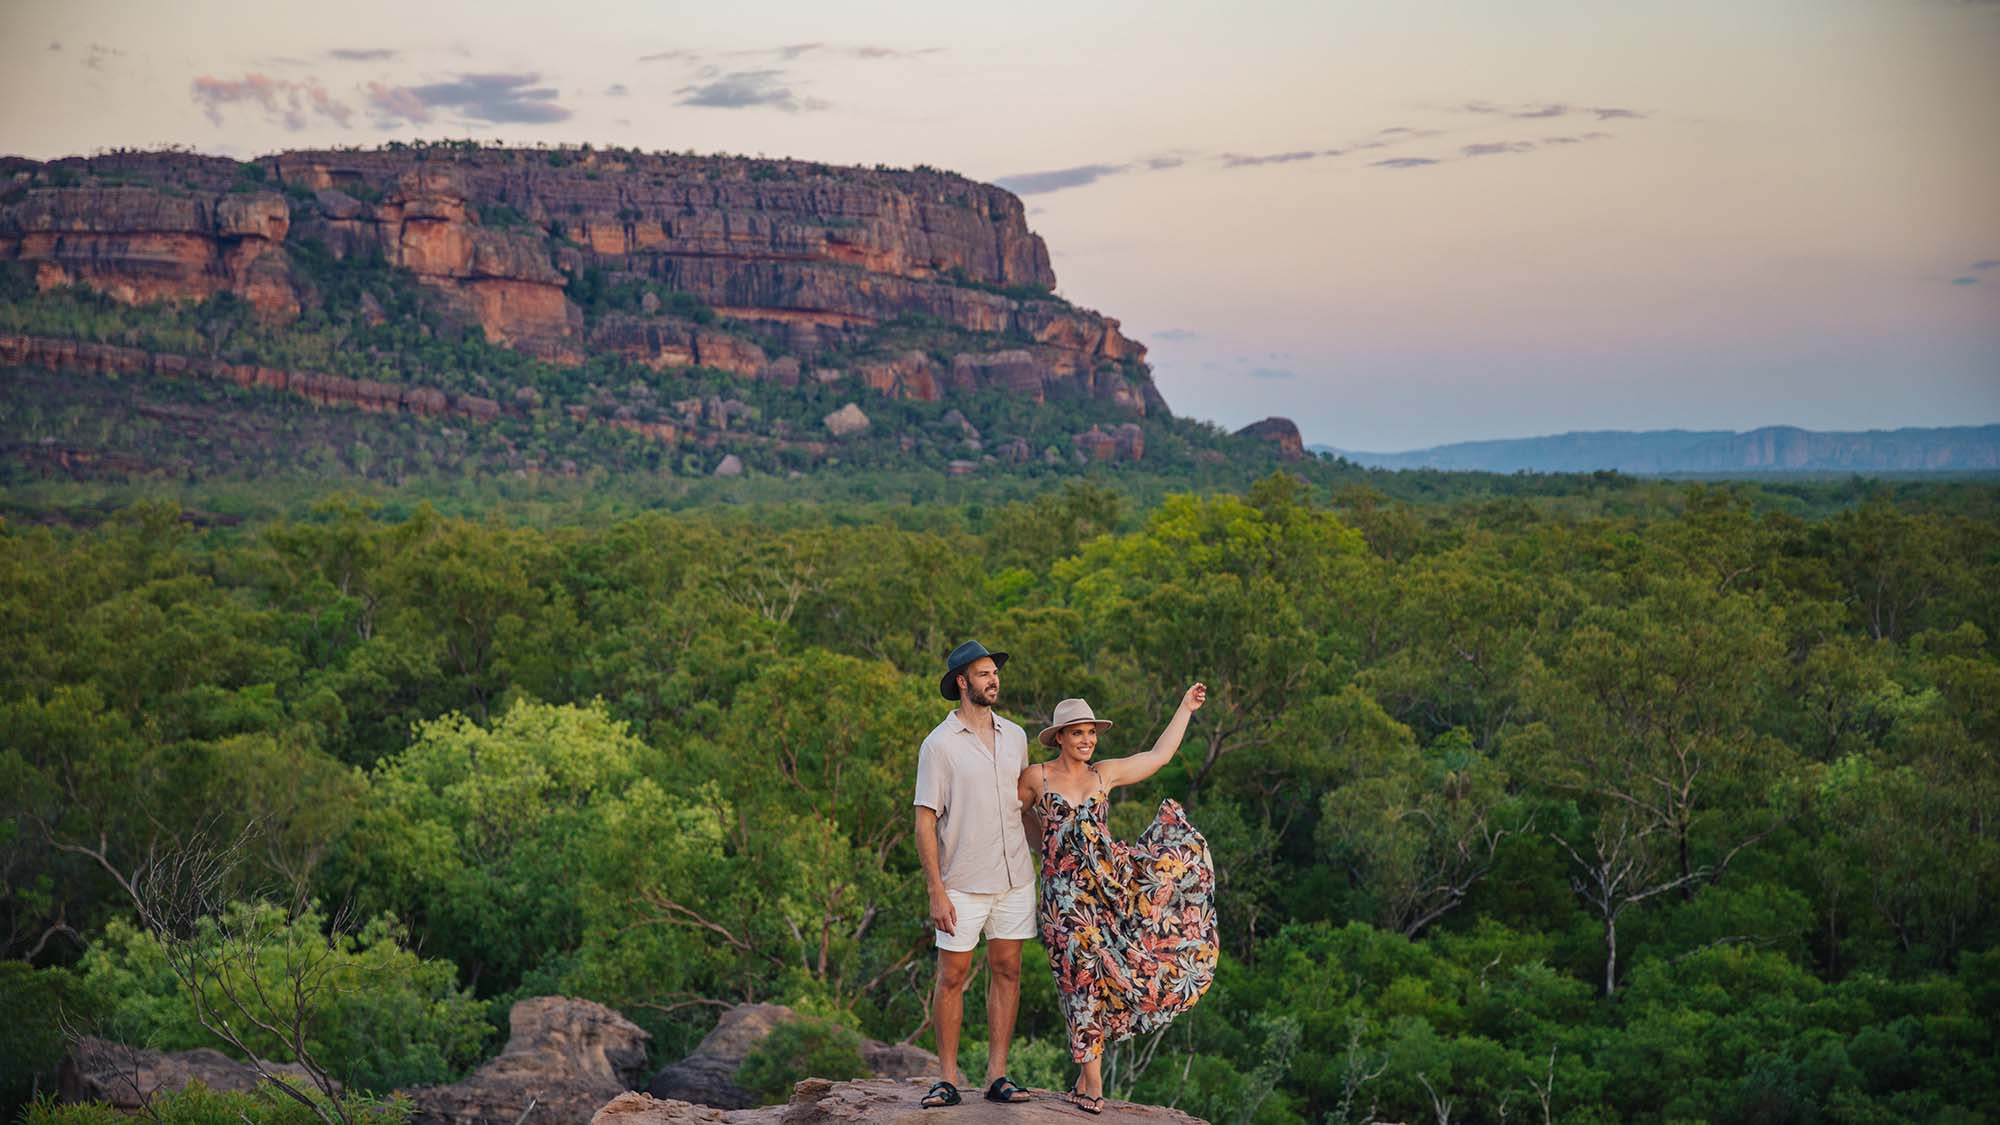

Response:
(2, 0), (1996, 449)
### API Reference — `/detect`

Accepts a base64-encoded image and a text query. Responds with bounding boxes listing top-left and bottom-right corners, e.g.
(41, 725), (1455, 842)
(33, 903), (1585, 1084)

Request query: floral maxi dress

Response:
(1036, 764), (1219, 1063)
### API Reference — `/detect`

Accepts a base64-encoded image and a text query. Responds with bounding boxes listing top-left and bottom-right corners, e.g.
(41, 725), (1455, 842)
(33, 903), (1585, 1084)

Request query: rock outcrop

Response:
(58, 1036), (335, 1110)
(3, 147), (1164, 414)
(404, 996), (650, 1125)
(1234, 416), (1305, 459)
(596, 1079), (1208, 1124)
(2, 185), (300, 318)
(647, 1003), (937, 1111)
(1072, 422), (1146, 463)
(0, 332), (708, 450)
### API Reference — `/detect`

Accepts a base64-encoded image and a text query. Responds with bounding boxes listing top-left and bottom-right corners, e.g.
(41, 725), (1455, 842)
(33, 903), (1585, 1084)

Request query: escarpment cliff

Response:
(1, 146), (1164, 416)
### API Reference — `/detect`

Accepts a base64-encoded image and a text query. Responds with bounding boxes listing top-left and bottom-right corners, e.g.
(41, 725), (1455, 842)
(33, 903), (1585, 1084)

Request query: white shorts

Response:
(936, 883), (1038, 952)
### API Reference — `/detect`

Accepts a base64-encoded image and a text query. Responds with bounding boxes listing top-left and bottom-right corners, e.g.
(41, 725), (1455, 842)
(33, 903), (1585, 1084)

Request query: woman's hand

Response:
(1181, 682), (1207, 714)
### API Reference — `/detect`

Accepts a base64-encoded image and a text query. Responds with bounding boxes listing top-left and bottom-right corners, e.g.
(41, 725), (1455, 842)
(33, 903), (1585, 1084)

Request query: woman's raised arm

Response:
(1099, 683), (1206, 790)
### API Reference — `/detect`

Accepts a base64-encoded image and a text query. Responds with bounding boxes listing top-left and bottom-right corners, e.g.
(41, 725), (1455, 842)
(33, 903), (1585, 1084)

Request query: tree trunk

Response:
(1602, 912), (1618, 998)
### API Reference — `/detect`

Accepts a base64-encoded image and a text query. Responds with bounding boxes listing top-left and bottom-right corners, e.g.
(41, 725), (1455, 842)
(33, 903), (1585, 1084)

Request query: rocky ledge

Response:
(594, 1079), (1208, 1124)
(55, 997), (1209, 1124)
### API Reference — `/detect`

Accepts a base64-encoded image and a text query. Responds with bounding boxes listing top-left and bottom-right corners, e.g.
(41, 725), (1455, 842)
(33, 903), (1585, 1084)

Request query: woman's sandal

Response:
(921, 1079), (961, 1108)
(984, 1075), (1031, 1103)
(1064, 1081), (1105, 1115)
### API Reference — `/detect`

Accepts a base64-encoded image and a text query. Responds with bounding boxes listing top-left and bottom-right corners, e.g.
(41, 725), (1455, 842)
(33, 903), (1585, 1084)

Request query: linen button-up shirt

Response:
(913, 709), (1036, 894)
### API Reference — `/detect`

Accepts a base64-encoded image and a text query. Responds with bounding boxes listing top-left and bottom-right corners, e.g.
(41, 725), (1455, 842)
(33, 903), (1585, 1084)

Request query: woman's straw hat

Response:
(1037, 698), (1114, 748)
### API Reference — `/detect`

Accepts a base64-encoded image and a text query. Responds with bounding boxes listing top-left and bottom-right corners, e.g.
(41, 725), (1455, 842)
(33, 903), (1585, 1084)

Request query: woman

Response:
(1017, 684), (1218, 1115)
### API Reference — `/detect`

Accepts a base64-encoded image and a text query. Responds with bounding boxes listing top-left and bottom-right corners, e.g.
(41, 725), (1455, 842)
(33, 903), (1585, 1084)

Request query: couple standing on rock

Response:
(914, 640), (1218, 1115)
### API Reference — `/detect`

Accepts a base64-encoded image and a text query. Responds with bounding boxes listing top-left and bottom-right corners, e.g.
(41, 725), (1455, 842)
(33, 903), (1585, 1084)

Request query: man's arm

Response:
(1017, 766), (1044, 852)
(915, 806), (956, 935)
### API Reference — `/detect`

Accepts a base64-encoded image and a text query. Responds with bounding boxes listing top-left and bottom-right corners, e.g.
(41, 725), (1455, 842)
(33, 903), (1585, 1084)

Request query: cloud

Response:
(327, 48), (396, 61)
(48, 41), (61, 51)
(641, 43), (939, 65)
(676, 69), (826, 111)
(367, 72), (573, 124)
(1454, 100), (1646, 121)
(192, 73), (354, 130)
(1461, 141), (1538, 157)
(1972, 260), (2000, 270)
(1142, 155), (1185, 170)
(995, 163), (1131, 194)
(848, 45), (943, 59)
(365, 83), (430, 122)
(1247, 367), (1298, 380)
(83, 43), (123, 71)
(1221, 127), (1443, 171)
(1540, 131), (1613, 144)
(1222, 149), (1327, 168)
(1151, 328), (1200, 342)
(1373, 157), (1440, 169)
(1951, 276), (1980, 285)
(606, 83), (629, 96)
(731, 42), (941, 61)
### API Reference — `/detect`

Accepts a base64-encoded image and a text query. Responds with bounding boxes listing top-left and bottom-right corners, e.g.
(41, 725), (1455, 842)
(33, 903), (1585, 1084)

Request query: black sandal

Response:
(1064, 1082), (1104, 1115)
(921, 1079), (962, 1108)
(984, 1075), (1031, 1103)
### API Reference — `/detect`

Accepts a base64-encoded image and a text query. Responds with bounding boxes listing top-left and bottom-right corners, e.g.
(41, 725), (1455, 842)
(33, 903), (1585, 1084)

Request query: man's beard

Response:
(966, 680), (999, 707)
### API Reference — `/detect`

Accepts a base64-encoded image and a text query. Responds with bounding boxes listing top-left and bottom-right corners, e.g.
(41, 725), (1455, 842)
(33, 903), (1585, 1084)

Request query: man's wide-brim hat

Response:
(941, 639), (1009, 700)
(1038, 697), (1114, 747)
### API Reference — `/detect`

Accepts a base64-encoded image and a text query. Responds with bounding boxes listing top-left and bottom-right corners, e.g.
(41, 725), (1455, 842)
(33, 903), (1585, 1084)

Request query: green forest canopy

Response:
(2, 474), (1997, 1124)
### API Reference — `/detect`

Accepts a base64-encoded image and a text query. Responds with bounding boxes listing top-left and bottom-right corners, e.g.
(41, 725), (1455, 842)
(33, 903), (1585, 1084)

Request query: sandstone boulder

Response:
(315, 188), (365, 221)
(939, 409), (981, 441)
(59, 1036), (335, 1111)
(713, 454), (745, 477)
(404, 996), (649, 1125)
(823, 403), (871, 439)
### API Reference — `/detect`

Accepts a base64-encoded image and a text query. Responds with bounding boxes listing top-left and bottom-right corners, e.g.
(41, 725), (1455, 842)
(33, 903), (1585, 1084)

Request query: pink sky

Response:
(2, 0), (1995, 449)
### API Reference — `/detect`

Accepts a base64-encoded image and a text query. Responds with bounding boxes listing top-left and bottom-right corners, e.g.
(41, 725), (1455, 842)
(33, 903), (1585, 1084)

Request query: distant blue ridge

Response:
(1308, 425), (2000, 474)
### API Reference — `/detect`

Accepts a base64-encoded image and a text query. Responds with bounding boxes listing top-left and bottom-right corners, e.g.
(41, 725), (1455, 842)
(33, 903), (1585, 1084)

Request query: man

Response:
(913, 640), (1036, 1108)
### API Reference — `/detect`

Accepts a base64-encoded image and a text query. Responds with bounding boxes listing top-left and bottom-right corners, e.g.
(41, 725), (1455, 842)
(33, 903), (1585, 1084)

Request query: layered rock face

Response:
(1, 184), (299, 318)
(2, 148), (1163, 414)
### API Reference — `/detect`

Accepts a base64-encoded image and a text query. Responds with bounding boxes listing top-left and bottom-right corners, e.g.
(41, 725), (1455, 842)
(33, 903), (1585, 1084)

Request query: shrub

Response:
(734, 1016), (870, 1105)
(1, 962), (91, 1120)
(16, 1084), (412, 1124)
(77, 902), (491, 1093)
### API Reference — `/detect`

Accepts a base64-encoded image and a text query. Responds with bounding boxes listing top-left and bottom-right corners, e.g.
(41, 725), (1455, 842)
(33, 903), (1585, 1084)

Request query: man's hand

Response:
(928, 885), (957, 936)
